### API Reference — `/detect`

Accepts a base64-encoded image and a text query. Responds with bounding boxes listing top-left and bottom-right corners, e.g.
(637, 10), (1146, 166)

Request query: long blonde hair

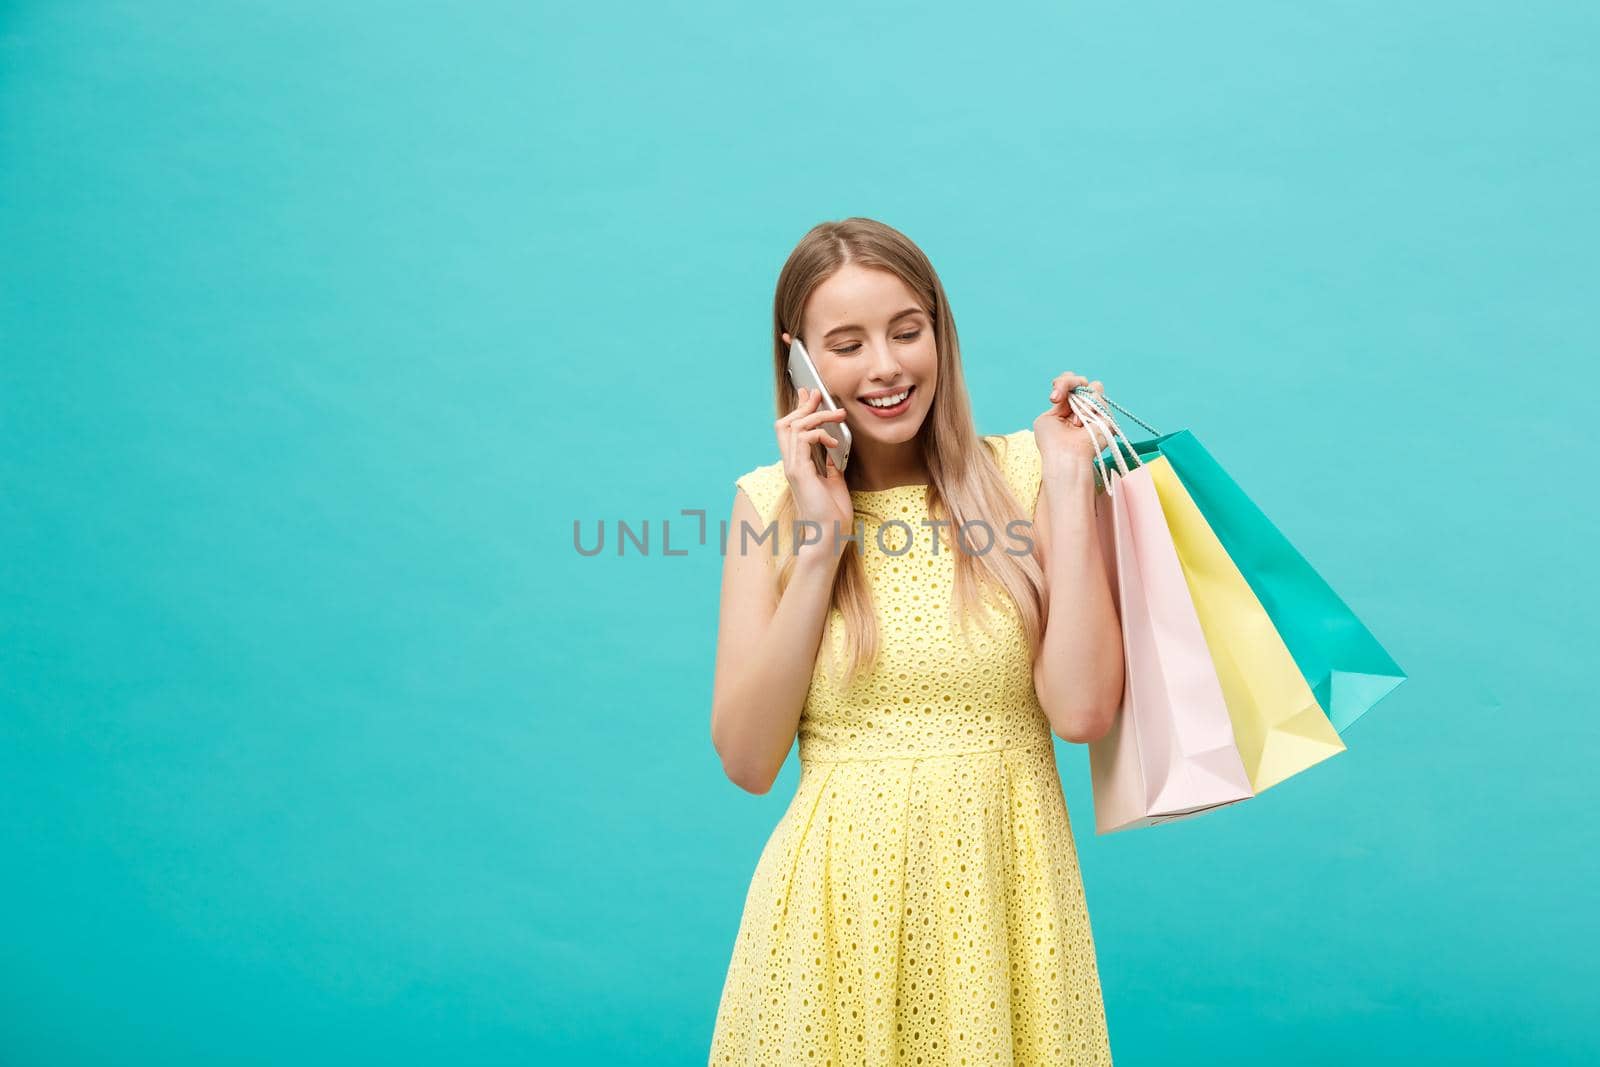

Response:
(765, 217), (1048, 692)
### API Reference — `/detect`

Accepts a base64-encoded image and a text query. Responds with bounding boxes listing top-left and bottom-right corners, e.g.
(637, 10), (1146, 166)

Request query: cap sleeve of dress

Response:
(734, 460), (789, 527)
(986, 428), (1044, 517)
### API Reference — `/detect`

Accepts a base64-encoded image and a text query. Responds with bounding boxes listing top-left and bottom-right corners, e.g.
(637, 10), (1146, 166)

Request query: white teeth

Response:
(863, 388), (911, 408)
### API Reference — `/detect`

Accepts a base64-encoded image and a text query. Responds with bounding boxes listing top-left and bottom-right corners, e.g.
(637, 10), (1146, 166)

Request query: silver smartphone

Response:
(786, 337), (852, 473)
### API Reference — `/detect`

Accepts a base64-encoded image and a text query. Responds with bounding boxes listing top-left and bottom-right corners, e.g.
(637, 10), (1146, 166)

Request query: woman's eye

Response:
(833, 331), (919, 355)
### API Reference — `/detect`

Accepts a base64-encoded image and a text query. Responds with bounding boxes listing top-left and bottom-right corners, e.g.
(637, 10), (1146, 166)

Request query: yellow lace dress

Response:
(709, 429), (1114, 1066)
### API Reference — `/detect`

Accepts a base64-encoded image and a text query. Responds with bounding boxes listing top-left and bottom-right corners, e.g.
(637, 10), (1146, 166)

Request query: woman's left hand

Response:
(1032, 371), (1106, 479)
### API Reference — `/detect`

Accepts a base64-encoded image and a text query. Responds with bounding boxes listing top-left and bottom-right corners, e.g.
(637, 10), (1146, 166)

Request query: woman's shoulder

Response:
(733, 458), (788, 526)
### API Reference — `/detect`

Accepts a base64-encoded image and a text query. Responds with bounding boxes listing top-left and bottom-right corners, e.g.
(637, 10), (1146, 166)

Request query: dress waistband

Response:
(798, 735), (1056, 765)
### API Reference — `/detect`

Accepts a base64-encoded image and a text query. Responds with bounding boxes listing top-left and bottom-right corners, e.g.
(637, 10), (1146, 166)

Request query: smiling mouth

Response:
(859, 384), (916, 415)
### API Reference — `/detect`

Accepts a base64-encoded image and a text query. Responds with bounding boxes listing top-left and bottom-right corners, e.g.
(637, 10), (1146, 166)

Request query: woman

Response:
(708, 217), (1123, 1065)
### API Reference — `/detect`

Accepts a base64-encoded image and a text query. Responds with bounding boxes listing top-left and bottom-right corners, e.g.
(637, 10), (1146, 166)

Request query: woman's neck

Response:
(847, 439), (929, 491)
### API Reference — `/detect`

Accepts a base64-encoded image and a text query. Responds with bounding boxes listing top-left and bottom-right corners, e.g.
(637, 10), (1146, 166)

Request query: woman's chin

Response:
(851, 411), (928, 444)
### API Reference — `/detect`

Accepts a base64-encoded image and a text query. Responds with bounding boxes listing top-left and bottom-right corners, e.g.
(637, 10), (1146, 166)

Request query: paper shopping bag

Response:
(1145, 455), (1345, 792)
(1069, 394), (1254, 835)
(1078, 389), (1406, 733)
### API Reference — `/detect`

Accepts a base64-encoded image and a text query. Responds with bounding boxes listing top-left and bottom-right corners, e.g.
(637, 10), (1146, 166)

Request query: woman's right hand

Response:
(776, 386), (854, 563)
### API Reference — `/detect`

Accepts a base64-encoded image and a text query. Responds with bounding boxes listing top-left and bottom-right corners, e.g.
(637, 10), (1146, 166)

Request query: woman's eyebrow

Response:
(823, 307), (924, 341)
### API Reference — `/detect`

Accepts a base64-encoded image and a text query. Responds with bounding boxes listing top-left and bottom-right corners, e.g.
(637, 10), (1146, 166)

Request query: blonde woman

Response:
(709, 217), (1123, 1065)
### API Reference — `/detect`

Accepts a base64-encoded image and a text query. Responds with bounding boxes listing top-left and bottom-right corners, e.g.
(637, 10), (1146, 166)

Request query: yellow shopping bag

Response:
(1145, 455), (1346, 792)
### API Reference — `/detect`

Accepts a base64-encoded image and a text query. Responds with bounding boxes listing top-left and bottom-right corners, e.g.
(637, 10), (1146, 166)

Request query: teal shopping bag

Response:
(1075, 388), (1406, 733)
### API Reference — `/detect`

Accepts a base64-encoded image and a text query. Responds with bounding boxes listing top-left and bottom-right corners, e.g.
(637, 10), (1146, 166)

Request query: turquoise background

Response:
(2, 2), (1595, 1063)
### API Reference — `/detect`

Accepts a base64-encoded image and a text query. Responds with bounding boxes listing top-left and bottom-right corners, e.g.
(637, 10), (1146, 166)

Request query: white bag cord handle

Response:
(1068, 392), (1131, 494)
(1070, 394), (1115, 493)
(1068, 392), (1139, 492)
(1075, 390), (1139, 463)
(1083, 394), (1140, 473)
(1069, 386), (1163, 437)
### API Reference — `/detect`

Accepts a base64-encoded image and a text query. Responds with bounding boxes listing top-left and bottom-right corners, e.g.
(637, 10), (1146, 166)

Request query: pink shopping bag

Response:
(1069, 393), (1255, 834)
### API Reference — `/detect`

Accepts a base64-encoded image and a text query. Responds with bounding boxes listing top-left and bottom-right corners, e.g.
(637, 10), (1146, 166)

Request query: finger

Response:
(1049, 373), (1089, 403)
(789, 387), (822, 419)
(796, 407), (848, 430)
(802, 427), (839, 449)
(782, 387), (809, 421)
(787, 400), (811, 443)
(785, 428), (816, 478)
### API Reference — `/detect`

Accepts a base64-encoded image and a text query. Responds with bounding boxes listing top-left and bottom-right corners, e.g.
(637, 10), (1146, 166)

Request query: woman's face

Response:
(798, 264), (939, 448)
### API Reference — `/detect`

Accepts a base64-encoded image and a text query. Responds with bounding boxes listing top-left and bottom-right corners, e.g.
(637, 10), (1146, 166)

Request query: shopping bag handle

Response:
(1069, 386), (1163, 437)
(1069, 391), (1137, 493)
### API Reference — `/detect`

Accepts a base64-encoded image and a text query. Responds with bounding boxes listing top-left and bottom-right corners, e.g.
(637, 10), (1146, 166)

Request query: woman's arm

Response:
(1030, 455), (1125, 744)
(710, 488), (843, 794)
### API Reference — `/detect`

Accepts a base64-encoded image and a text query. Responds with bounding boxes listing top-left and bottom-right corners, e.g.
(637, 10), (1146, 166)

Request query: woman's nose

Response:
(867, 338), (902, 378)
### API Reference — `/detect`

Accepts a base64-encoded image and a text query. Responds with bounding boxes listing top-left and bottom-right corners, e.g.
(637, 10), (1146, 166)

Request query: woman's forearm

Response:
(1033, 469), (1125, 743)
(712, 549), (842, 793)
